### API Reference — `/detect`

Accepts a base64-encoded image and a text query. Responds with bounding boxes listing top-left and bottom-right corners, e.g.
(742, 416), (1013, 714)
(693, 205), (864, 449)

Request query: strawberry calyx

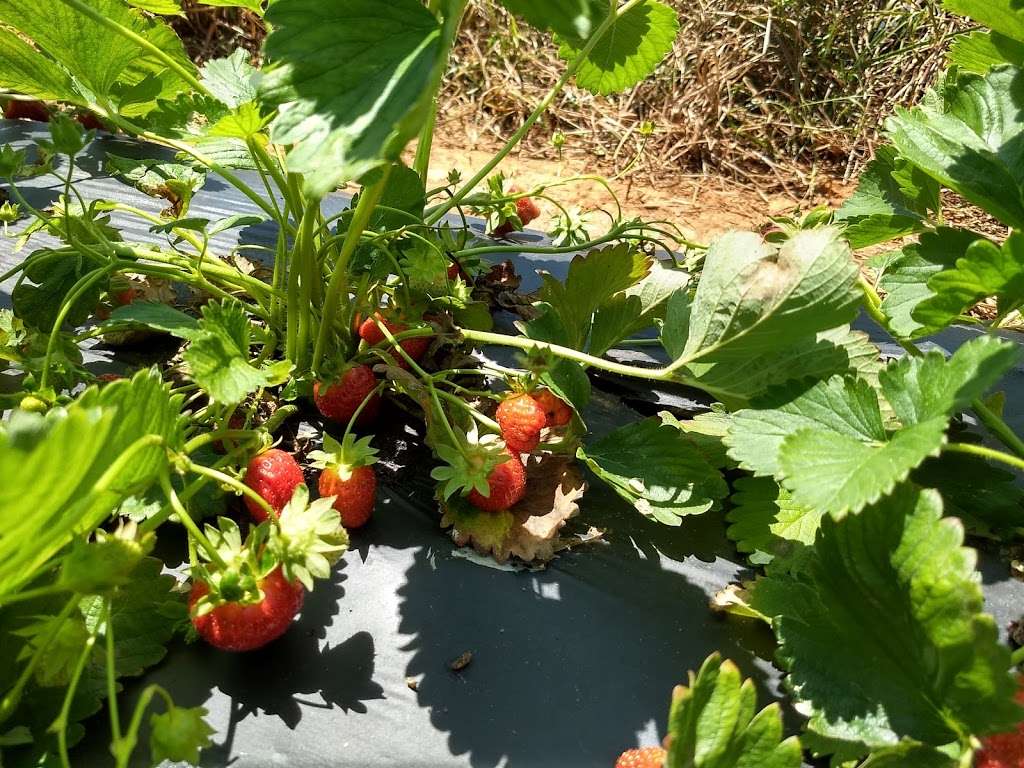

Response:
(189, 517), (271, 616)
(266, 485), (349, 591)
(308, 433), (378, 482)
(430, 429), (506, 500)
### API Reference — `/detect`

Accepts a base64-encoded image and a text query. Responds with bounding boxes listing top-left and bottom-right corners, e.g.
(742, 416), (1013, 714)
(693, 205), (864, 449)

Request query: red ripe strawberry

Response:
(468, 454), (527, 512)
(75, 112), (104, 131)
(493, 195), (542, 236)
(516, 196), (541, 226)
(96, 373), (125, 384)
(311, 433), (379, 530)
(244, 449), (305, 523)
(4, 99), (49, 122)
(976, 679), (1024, 768)
(319, 465), (377, 529)
(614, 747), (666, 768)
(189, 566), (304, 652)
(534, 389), (573, 427)
(496, 393), (547, 454)
(314, 364), (380, 425)
(447, 261), (461, 280)
(358, 312), (430, 366)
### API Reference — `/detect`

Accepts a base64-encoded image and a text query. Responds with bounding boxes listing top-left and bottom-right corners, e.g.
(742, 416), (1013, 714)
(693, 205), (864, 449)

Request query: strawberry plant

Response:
(0, 0), (1022, 766)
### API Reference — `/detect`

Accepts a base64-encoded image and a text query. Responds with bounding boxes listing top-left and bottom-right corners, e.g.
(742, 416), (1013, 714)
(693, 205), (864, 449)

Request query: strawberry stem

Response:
(160, 473), (230, 571)
(312, 166), (392, 374)
(435, 389), (500, 433)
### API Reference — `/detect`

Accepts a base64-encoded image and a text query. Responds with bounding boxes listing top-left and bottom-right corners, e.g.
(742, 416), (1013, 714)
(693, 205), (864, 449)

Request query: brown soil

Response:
(423, 136), (857, 244)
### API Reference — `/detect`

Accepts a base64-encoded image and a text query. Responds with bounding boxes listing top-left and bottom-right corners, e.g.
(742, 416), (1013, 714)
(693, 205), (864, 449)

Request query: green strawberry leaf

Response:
(943, 0), (1024, 43)
(726, 375), (885, 478)
(102, 302), (199, 340)
(259, 0), (442, 197)
(12, 249), (106, 331)
(0, 369), (184, 598)
(682, 326), (881, 408)
(878, 335), (1021, 426)
(777, 418), (947, 517)
(914, 232), (1024, 329)
(498, 0), (608, 42)
(950, 30), (1024, 73)
(878, 227), (979, 339)
(887, 66), (1024, 229)
(184, 299), (293, 405)
(835, 145), (939, 249)
(676, 227), (860, 364)
(534, 243), (652, 351)
(0, 28), (79, 101)
(578, 415), (727, 525)
(0, 0), (194, 109)
(149, 705), (215, 765)
(726, 477), (824, 575)
(200, 48), (259, 109)
(665, 652), (802, 768)
(590, 260), (690, 356)
(748, 485), (1021, 751)
(558, 0), (678, 95)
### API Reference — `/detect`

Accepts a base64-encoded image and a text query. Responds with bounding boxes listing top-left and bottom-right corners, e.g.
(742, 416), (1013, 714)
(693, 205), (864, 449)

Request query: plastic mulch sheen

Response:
(2, 121), (1022, 768)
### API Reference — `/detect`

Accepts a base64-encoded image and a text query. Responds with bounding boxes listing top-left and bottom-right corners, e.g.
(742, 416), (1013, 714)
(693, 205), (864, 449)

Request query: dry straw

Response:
(171, 0), (963, 194)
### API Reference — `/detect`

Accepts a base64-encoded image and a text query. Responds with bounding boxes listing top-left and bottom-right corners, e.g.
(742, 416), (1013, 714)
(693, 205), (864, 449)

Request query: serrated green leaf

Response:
(665, 653), (802, 768)
(950, 30), (1024, 73)
(914, 232), (1024, 328)
(536, 243), (652, 350)
(726, 476), (825, 575)
(579, 417), (727, 525)
(102, 301), (199, 340)
(591, 260), (689, 356)
(205, 102), (268, 140)
(749, 485), (1021, 749)
(499, 0), (608, 42)
(683, 325), (881, 408)
(367, 162), (427, 231)
(184, 299), (292, 405)
(878, 335), (1021, 426)
(0, 0), (193, 107)
(944, 0), (1024, 43)
(887, 66), (1024, 229)
(0, 28), (79, 102)
(778, 417), (947, 517)
(150, 705), (215, 765)
(558, 0), (678, 95)
(12, 249), (106, 331)
(259, 0), (442, 197)
(835, 146), (939, 249)
(680, 228), (860, 364)
(200, 48), (258, 109)
(878, 227), (978, 338)
(726, 375), (885, 478)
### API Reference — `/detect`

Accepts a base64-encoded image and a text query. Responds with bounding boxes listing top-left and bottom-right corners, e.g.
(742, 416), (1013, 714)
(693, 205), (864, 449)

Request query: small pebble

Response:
(449, 650), (473, 671)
